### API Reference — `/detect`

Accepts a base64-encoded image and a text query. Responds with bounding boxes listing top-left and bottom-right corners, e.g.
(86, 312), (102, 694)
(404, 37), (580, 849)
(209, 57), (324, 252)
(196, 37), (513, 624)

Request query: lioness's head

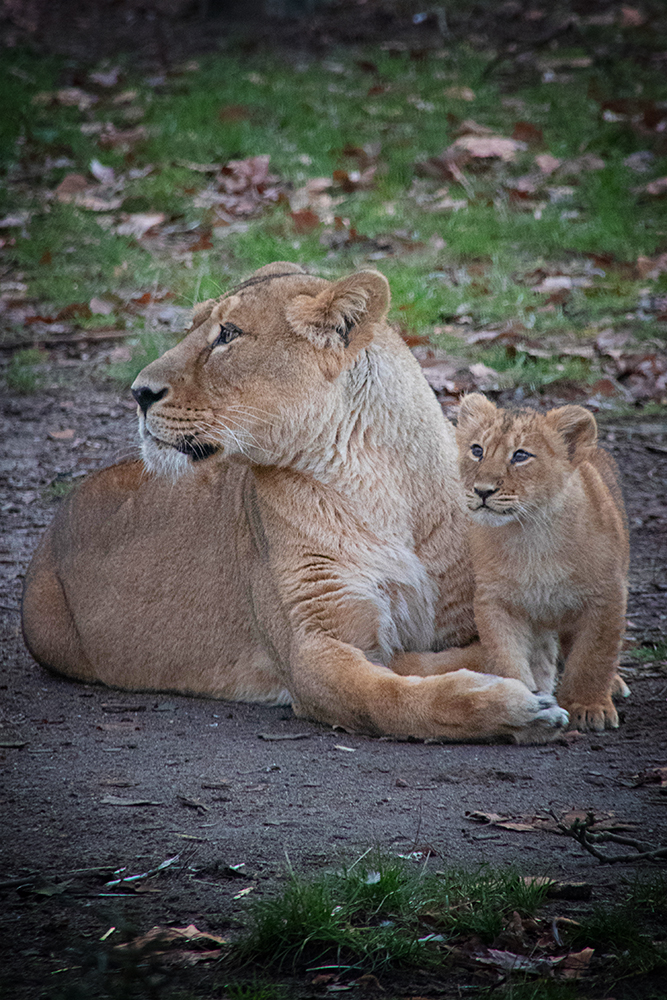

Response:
(456, 393), (597, 526)
(132, 262), (390, 477)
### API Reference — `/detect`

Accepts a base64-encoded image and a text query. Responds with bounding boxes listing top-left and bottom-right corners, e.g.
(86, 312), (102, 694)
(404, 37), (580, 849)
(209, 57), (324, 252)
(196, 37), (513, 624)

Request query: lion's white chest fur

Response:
(347, 538), (438, 661)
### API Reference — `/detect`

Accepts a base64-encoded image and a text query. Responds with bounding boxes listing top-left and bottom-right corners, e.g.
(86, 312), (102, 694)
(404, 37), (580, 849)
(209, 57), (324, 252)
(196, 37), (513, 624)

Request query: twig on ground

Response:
(551, 810), (667, 864)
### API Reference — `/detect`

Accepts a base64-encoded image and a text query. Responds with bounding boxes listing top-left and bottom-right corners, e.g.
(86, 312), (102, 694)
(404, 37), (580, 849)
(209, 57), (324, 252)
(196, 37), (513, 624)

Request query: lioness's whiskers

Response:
(205, 416), (268, 454)
(227, 405), (278, 427)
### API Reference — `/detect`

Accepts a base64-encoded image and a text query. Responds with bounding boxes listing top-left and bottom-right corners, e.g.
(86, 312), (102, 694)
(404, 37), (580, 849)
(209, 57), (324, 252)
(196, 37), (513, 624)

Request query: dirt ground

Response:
(1, 338), (666, 998)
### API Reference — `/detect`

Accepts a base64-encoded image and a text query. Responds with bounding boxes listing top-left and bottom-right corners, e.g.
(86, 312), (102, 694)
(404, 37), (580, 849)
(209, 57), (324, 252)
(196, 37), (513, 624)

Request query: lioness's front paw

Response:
(562, 698), (619, 731)
(509, 690), (569, 743)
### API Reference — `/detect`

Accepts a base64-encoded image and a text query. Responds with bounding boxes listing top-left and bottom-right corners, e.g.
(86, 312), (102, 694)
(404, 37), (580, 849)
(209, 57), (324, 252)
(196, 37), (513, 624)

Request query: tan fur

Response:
(22, 265), (570, 742)
(446, 393), (630, 731)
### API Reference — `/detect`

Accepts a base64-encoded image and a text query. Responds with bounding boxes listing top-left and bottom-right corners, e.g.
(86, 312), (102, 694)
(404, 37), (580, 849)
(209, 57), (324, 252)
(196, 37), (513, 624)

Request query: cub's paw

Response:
(562, 698), (619, 731)
(611, 673), (631, 700)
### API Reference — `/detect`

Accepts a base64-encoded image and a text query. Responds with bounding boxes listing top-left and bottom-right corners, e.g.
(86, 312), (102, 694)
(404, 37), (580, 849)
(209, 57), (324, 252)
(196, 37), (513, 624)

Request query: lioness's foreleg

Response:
(289, 636), (568, 742)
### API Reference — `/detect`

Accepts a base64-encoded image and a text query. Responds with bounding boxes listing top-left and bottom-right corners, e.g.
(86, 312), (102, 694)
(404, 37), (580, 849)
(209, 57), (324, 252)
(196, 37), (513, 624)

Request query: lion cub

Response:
(456, 393), (630, 731)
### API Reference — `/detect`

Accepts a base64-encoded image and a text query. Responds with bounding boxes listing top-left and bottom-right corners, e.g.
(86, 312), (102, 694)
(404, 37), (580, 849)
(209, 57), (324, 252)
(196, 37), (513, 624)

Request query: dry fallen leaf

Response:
(636, 253), (667, 278)
(112, 89), (138, 105)
(55, 87), (98, 110)
(218, 104), (253, 122)
(233, 886), (255, 899)
(258, 732), (310, 741)
(89, 159), (115, 184)
(333, 166), (377, 192)
(115, 213), (166, 239)
(453, 134), (527, 161)
(98, 125), (148, 151)
(561, 946), (594, 979)
(89, 297), (115, 315)
(100, 795), (162, 806)
(48, 429), (75, 441)
(621, 6), (647, 27)
(512, 121), (543, 145)
(55, 173), (89, 201)
(472, 947), (561, 975)
(444, 85), (476, 101)
(89, 66), (120, 87)
(535, 153), (561, 174)
(76, 194), (124, 212)
(0, 212), (31, 227)
(640, 177), (667, 197)
(290, 209), (320, 233)
(116, 923), (226, 954)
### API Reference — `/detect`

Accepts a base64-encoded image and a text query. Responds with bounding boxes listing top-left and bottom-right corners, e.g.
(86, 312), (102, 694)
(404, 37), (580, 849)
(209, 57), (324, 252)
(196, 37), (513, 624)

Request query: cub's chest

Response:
(501, 562), (584, 625)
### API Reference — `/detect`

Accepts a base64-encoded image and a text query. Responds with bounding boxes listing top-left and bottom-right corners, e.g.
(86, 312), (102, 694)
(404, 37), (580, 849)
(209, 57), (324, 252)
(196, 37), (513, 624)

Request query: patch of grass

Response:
(482, 348), (598, 391)
(233, 857), (550, 973)
(628, 642), (667, 663)
(567, 873), (667, 979)
(108, 328), (178, 386)
(43, 476), (79, 502)
(4, 348), (43, 393)
(222, 984), (286, 1000)
(475, 983), (583, 1000)
(2, 34), (667, 404)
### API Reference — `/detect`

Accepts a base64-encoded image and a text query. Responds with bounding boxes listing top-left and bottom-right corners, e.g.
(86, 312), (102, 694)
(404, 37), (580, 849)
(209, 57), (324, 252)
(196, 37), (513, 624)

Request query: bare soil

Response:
(1, 343), (666, 998)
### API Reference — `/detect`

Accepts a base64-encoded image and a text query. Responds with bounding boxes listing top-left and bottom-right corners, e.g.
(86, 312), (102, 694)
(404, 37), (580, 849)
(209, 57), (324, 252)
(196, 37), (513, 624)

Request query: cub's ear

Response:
(190, 298), (217, 332)
(546, 405), (597, 457)
(457, 393), (497, 428)
(286, 270), (390, 352)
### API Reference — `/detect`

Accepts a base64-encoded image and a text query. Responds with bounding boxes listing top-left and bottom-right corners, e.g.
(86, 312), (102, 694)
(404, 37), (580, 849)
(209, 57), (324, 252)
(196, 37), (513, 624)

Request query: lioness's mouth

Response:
(174, 436), (221, 462)
(144, 429), (220, 462)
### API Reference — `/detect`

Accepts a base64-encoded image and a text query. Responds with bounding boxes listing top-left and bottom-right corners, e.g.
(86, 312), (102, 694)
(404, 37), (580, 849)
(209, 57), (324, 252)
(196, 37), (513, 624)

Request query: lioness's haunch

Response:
(22, 263), (568, 741)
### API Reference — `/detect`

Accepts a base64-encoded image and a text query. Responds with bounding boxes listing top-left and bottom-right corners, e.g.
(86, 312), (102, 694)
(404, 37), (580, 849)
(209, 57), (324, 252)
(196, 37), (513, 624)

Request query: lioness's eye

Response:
(212, 322), (243, 348)
(511, 449), (534, 464)
(470, 444), (483, 460)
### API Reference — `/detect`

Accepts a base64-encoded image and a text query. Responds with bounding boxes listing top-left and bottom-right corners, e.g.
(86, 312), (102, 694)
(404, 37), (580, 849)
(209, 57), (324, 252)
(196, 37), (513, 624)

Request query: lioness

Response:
(454, 393), (630, 731)
(22, 263), (568, 741)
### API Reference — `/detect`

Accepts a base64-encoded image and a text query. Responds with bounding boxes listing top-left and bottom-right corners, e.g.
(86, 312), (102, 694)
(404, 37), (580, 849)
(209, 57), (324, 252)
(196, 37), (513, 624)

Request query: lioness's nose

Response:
(474, 486), (497, 502)
(132, 385), (168, 415)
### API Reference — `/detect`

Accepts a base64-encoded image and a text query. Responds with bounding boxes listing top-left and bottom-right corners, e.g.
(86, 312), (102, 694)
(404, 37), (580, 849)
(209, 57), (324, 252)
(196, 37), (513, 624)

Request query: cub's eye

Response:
(511, 449), (534, 464)
(212, 322), (243, 348)
(470, 444), (483, 460)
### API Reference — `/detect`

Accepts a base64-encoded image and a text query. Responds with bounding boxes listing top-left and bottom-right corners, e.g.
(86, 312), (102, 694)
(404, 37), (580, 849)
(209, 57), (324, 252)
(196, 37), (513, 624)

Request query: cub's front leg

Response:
(472, 597), (538, 691)
(557, 593), (626, 731)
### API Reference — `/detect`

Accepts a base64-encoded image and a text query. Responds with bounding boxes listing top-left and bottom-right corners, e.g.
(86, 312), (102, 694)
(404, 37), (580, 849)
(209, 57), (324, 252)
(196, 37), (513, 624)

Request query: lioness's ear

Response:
(190, 298), (217, 331)
(251, 261), (307, 278)
(546, 405), (597, 457)
(457, 393), (497, 427)
(286, 270), (390, 351)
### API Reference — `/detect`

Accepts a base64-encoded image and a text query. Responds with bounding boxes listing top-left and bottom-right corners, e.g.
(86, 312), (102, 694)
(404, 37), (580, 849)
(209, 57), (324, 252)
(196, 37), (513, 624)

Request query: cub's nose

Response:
(474, 486), (498, 502)
(131, 385), (168, 416)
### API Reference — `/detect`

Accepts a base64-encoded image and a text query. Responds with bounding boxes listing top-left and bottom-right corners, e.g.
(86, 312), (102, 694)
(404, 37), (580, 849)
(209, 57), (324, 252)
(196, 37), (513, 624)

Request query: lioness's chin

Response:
(468, 507), (518, 528)
(141, 437), (194, 479)
(140, 429), (223, 479)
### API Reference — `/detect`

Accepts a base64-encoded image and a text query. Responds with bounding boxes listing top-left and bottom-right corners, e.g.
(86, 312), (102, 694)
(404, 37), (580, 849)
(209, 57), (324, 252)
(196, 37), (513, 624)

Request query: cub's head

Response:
(456, 393), (598, 526)
(131, 262), (390, 477)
